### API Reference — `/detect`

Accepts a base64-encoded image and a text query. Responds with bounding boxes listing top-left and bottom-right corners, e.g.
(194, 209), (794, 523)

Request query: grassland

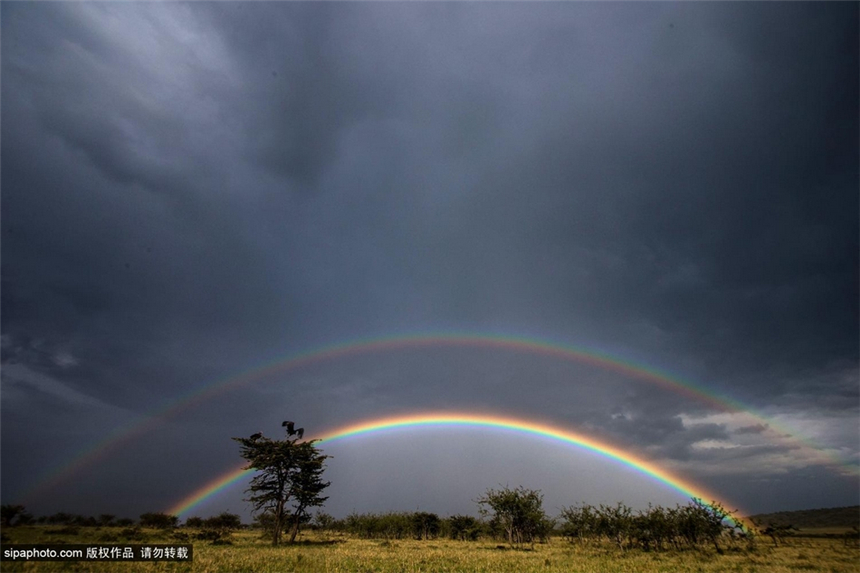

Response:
(2, 526), (859, 573)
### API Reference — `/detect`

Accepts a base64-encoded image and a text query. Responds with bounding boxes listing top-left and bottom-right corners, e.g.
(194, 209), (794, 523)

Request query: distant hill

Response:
(747, 506), (859, 529)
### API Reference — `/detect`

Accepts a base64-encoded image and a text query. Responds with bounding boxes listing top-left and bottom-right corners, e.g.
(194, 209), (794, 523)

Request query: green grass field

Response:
(2, 526), (858, 573)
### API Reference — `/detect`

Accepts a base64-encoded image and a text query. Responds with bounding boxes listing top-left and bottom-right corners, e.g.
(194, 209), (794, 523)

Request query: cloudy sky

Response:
(2, 2), (857, 522)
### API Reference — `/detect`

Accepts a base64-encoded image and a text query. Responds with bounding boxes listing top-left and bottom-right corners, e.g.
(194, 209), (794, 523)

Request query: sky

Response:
(2, 1), (858, 523)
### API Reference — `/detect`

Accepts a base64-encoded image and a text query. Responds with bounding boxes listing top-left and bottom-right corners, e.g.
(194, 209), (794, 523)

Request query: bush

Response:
(476, 486), (550, 548)
(344, 512), (415, 540)
(204, 512), (242, 530)
(311, 512), (336, 531)
(185, 516), (205, 528)
(1, 505), (34, 527)
(139, 512), (179, 529)
(195, 512), (242, 545)
(447, 514), (483, 541)
(411, 512), (441, 540)
(557, 498), (745, 553)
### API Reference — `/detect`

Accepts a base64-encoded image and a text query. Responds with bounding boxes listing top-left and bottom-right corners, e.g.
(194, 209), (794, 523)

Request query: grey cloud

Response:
(735, 424), (769, 436)
(2, 1), (856, 519)
(581, 405), (732, 462)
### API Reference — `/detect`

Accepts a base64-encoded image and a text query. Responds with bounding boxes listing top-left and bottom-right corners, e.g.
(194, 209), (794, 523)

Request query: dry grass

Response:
(2, 526), (858, 572)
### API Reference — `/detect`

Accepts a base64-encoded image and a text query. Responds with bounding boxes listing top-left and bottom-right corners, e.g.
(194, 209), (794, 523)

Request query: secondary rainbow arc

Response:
(23, 331), (854, 503)
(165, 412), (756, 530)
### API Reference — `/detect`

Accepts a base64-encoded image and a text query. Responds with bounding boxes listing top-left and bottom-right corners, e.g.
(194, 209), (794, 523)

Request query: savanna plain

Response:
(2, 525), (858, 573)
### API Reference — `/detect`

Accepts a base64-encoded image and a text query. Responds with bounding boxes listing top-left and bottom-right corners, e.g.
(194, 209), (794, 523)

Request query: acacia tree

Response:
(232, 430), (330, 545)
(284, 440), (331, 542)
(476, 485), (550, 548)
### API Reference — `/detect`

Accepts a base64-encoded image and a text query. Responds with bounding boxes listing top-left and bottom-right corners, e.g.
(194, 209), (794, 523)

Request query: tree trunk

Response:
(272, 502), (285, 546)
(288, 516), (301, 543)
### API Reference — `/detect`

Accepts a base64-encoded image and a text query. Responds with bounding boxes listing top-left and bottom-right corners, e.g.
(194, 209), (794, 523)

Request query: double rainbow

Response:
(21, 332), (851, 507)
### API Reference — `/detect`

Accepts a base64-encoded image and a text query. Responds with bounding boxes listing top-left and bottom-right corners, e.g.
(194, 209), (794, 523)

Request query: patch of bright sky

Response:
(678, 410), (858, 476)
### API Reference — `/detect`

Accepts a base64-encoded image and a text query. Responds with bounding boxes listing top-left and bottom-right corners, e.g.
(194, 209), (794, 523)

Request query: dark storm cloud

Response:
(215, 4), (376, 186)
(582, 408), (731, 462)
(2, 3), (293, 405)
(428, 2), (859, 398)
(709, 464), (860, 515)
(629, 4), (858, 382)
(259, 1), (860, 408)
(1, 1), (856, 519)
(735, 424), (769, 436)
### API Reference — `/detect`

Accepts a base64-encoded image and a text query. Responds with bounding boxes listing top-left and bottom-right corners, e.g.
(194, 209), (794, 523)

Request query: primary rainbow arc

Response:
(165, 412), (755, 530)
(23, 331), (854, 504)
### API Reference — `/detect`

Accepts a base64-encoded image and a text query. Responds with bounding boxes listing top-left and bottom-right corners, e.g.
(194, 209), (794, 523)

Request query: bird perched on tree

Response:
(250, 432), (262, 441)
(282, 421), (295, 435)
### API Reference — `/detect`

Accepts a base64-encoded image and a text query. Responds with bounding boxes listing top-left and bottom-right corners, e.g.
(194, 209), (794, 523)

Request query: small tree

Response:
(476, 485), (548, 548)
(205, 512), (242, 531)
(559, 503), (598, 544)
(185, 516), (205, 528)
(1, 505), (32, 527)
(411, 511), (441, 540)
(312, 511), (336, 531)
(197, 512), (243, 545)
(595, 502), (634, 550)
(139, 512), (179, 529)
(98, 514), (116, 527)
(689, 498), (739, 554)
(447, 514), (483, 541)
(252, 510), (277, 535)
(233, 427), (330, 545)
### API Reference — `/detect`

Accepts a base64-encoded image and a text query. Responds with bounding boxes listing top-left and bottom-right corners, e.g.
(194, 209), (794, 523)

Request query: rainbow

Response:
(22, 332), (851, 503)
(165, 412), (755, 529)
